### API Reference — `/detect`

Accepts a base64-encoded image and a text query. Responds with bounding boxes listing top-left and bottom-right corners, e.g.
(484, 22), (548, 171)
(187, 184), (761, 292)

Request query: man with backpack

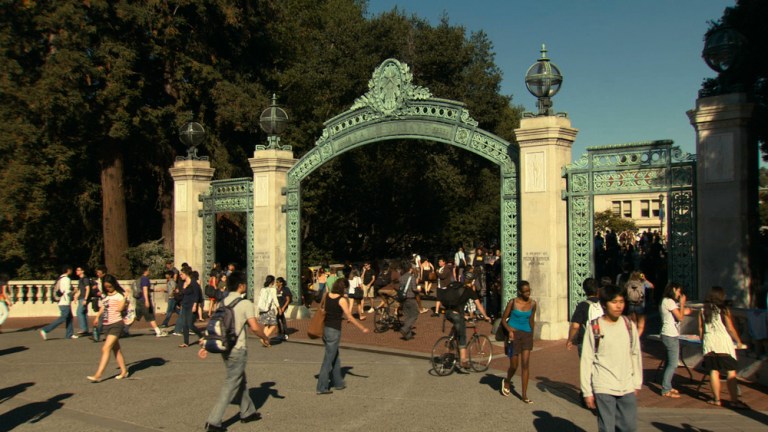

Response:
(40, 265), (77, 340)
(580, 284), (642, 432)
(202, 271), (270, 432)
(567, 278), (603, 356)
(439, 271), (490, 371)
(398, 265), (420, 341)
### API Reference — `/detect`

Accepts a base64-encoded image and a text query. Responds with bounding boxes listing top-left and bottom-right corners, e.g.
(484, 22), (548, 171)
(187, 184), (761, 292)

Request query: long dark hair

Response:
(264, 275), (275, 288)
(103, 274), (125, 295)
(703, 286), (727, 324)
(663, 281), (682, 300)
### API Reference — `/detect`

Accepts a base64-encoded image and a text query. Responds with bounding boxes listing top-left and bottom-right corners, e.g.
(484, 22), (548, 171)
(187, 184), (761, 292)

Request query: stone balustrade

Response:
(4, 279), (170, 318)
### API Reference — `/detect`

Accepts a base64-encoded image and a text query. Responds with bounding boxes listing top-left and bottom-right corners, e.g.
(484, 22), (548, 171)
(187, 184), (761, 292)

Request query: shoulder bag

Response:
(307, 293), (327, 339)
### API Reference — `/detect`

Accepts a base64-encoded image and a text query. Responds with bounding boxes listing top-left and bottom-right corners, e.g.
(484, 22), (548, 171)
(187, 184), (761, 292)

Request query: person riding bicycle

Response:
(439, 271), (490, 370)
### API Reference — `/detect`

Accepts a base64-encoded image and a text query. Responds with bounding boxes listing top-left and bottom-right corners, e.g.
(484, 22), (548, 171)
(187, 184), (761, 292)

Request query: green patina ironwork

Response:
(199, 178), (255, 298)
(285, 59), (521, 305)
(562, 140), (697, 315)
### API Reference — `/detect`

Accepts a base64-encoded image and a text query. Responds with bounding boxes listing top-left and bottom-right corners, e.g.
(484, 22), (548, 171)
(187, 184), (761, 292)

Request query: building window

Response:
(611, 201), (621, 216)
(641, 200), (650, 218)
(652, 199), (661, 217)
(623, 200), (632, 218)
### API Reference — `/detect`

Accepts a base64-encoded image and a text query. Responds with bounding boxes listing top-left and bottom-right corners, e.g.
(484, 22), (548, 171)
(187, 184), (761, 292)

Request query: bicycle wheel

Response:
(431, 336), (457, 376)
(468, 334), (493, 372)
(373, 308), (389, 333)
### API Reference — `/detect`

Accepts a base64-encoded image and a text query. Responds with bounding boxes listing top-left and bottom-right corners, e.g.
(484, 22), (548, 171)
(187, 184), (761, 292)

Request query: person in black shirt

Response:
(275, 277), (292, 341)
(444, 272), (490, 370)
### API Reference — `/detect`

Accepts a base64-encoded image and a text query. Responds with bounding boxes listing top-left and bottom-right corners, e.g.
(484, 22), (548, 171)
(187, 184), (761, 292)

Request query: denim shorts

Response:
(626, 302), (645, 315)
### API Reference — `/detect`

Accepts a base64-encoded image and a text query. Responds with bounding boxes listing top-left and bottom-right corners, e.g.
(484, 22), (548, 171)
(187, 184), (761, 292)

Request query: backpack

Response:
(396, 276), (414, 302)
(437, 281), (465, 309)
(589, 315), (634, 354)
(625, 280), (644, 304)
(203, 298), (243, 354)
(51, 276), (65, 301)
(205, 284), (216, 298)
(587, 299), (604, 323)
(132, 278), (144, 299)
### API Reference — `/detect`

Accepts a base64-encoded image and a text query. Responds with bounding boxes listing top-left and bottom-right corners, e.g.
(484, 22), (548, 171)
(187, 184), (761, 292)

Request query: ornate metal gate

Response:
(562, 140), (697, 314)
(284, 59), (521, 305)
(200, 178), (255, 297)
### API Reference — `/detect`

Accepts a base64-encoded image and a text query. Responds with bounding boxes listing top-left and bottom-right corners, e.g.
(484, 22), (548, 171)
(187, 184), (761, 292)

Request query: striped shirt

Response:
(102, 292), (125, 325)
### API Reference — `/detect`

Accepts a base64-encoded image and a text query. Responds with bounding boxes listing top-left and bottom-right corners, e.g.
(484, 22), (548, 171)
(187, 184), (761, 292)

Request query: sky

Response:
(365, 0), (734, 161)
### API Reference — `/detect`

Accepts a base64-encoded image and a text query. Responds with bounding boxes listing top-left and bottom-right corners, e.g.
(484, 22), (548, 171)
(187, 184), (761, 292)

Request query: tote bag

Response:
(307, 293), (327, 339)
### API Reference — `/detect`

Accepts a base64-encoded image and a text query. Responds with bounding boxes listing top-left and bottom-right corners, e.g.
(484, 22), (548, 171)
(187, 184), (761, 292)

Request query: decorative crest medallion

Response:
(350, 59), (432, 116)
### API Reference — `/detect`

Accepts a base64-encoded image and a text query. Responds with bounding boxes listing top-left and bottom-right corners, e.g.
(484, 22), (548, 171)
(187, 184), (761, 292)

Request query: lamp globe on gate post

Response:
(258, 94), (289, 150)
(702, 25), (746, 94)
(178, 121), (207, 161)
(525, 44), (563, 116)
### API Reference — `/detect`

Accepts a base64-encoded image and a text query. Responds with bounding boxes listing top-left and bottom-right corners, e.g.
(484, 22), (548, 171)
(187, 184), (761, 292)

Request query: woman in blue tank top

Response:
(500, 280), (537, 404)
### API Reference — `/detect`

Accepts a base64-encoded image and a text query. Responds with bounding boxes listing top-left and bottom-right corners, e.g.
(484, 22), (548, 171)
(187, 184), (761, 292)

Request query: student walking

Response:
(202, 271), (270, 432)
(179, 267), (203, 348)
(87, 275), (129, 382)
(699, 286), (748, 409)
(659, 282), (691, 398)
(316, 278), (369, 394)
(40, 265), (76, 340)
(500, 281), (537, 404)
(580, 284), (643, 432)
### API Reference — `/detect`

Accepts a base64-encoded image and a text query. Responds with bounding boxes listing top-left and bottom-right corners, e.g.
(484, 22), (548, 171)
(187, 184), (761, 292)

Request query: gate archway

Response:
(562, 140), (697, 315)
(284, 59), (521, 302)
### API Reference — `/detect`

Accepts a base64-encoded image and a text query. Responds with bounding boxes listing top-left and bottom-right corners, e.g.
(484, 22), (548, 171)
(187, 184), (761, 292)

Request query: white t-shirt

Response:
(348, 276), (361, 295)
(660, 297), (680, 337)
(56, 275), (73, 306)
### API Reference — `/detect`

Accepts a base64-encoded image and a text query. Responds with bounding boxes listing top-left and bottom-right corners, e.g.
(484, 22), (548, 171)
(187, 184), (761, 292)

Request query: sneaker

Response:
(283, 334), (289, 341)
(71, 334), (79, 339)
(204, 422), (227, 432)
(40, 330), (47, 341)
(172, 332), (182, 336)
(156, 331), (169, 338)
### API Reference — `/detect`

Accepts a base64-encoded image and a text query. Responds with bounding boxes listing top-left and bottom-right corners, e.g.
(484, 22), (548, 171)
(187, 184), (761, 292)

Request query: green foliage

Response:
(123, 239), (173, 279)
(0, 0), (521, 277)
(594, 209), (638, 235)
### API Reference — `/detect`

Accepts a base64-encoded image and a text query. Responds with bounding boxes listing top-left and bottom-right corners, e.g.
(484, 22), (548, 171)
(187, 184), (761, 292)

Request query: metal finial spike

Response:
(540, 44), (549, 60)
(271, 93), (278, 106)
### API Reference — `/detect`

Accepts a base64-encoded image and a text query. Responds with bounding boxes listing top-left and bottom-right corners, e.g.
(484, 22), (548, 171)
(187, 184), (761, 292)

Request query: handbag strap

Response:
(319, 292), (328, 311)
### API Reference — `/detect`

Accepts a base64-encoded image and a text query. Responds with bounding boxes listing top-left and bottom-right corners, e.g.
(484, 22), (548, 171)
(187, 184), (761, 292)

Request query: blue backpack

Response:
(204, 298), (243, 353)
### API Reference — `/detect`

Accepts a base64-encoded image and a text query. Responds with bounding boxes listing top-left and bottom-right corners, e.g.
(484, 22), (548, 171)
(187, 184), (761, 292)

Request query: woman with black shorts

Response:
(87, 275), (129, 382)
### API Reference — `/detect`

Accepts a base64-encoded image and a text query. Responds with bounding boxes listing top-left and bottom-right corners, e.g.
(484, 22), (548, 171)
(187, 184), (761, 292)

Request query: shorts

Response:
(510, 329), (533, 355)
(362, 284), (374, 298)
(626, 302), (645, 315)
(134, 302), (155, 322)
(258, 310), (277, 326)
(103, 322), (124, 338)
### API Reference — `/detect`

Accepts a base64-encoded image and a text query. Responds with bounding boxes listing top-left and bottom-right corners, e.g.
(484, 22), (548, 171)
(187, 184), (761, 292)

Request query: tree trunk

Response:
(101, 148), (130, 278)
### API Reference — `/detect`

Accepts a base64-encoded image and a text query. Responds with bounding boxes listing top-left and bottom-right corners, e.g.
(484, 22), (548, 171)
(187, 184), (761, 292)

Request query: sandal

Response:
(86, 376), (101, 383)
(178, 344), (189, 348)
(522, 398), (533, 404)
(662, 392), (681, 398)
(500, 379), (510, 396)
(706, 399), (721, 406)
(115, 372), (130, 380)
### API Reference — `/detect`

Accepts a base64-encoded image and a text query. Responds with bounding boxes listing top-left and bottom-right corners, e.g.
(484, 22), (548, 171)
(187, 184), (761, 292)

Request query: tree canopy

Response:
(0, 0), (522, 278)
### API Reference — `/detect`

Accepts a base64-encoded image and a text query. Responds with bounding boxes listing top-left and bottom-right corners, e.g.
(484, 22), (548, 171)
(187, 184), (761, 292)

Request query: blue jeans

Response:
(43, 305), (73, 338)
(661, 335), (680, 394)
(595, 392), (637, 432)
(206, 348), (257, 427)
(161, 298), (178, 327)
(317, 326), (344, 393)
(181, 304), (202, 345)
(445, 310), (467, 347)
(76, 300), (89, 334)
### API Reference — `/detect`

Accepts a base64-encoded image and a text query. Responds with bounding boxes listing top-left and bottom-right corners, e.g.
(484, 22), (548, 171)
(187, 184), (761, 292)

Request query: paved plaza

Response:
(1, 311), (767, 431)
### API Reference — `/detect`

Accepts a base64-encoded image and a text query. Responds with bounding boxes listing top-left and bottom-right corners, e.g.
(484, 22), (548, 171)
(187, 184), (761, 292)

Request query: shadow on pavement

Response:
(248, 381), (285, 410)
(127, 357), (167, 375)
(0, 346), (28, 357)
(535, 376), (582, 407)
(0, 382), (34, 405)
(0, 392), (72, 430)
(532, 410), (587, 432)
(650, 422), (714, 431)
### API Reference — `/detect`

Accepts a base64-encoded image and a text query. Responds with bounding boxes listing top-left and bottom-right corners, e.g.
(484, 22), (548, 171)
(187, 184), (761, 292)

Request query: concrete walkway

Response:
(1, 309), (767, 431)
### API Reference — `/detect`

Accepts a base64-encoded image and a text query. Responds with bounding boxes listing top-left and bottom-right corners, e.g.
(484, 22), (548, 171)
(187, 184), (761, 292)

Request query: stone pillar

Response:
(169, 160), (215, 274)
(249, 149), (296, 301)
(514, 115), (578, 340)
(688, 93), (756, 307)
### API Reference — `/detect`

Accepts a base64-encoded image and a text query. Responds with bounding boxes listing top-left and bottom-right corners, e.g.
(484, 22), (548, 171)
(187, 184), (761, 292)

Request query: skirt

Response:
(258, 310), (278, 326)
(701, 352), (737, 373)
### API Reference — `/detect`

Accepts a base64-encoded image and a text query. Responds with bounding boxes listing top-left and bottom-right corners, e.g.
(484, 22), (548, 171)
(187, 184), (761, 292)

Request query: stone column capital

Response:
(515, 116), (579, 147)
(249, 149), (297, 173)
(169, 160), (215, 181)
(687, 92), (755, 131)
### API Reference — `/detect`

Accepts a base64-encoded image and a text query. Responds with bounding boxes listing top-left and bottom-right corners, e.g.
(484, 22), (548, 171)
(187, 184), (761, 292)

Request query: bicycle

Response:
(431, 317), (493, 376)
(373, 295), (402, 333)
